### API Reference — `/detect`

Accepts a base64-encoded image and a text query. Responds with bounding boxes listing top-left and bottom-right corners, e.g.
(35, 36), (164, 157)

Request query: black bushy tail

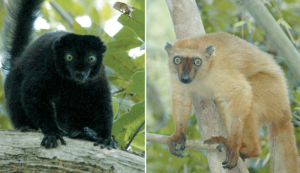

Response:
(1, 0), (44, 69)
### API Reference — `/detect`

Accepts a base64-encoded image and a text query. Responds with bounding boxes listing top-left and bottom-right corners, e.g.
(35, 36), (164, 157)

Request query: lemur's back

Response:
(198, 33), (284, 78)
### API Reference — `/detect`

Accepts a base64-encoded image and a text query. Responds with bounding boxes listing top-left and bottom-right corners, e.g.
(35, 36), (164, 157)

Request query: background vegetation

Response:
(0, 0), (145, 153)
(146, 0), (300, 172)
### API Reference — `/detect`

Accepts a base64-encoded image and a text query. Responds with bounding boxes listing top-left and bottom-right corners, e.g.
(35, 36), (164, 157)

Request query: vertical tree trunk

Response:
(165, 0), (248, 172)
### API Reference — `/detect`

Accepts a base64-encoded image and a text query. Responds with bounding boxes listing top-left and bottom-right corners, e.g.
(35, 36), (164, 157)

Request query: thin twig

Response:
(112, 87), (126, 94)
(118, 93), (126, 107)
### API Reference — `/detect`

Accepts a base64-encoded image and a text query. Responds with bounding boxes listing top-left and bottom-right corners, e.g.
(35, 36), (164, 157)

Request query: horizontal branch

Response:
(146, 133), (219, 151)
(147, 133), (249, 172)
(0, 130), (144, 173)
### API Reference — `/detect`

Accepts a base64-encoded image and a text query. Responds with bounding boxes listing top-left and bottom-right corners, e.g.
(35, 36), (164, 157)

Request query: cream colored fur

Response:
(166, 32), (299, 172)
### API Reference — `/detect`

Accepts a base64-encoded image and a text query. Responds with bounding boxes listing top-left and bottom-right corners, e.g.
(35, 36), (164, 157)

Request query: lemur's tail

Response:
(268, 113), (300, 173)
(1, 0), (44, 69)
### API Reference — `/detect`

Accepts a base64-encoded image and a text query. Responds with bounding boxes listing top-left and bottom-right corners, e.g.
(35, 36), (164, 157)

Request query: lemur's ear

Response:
(164, 42), (173, 54)
(205, 44), (215, 58)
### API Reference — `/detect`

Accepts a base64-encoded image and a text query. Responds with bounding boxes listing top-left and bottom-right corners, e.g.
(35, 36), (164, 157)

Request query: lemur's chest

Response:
(187, 80), (215, 100)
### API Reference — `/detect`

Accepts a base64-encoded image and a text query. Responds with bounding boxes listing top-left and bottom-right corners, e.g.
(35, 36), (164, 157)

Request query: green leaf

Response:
(108, 76), (129, 87)
(106, 39), (143, 53)
(134, 54), (145, 71)
(131, 146), (143, 152)
(124, 71), (145, 94)
(90, 7), (101, 24)
(139, 0), (145, 12)
(247, 20), (252, 31)
(73, 21), (89, 35)
(114, 27), (137, 40)
(233, 21), (246, 28)
(55, 0), (84, 16)
(112, 97), (119, 119)
(112, 101), (145, 149)
(131, 134), (145, 151)
(104, 51), (135, 79)
(101, 2), (112, 21)
(118, 9), (145, 41)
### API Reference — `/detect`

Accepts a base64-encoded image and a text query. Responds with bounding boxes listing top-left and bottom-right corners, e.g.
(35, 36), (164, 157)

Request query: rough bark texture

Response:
(0, 130), (145, 173)
(240, 0), (300, 81)
(165, 0), (205, 39)
(165, 0), (249, 172)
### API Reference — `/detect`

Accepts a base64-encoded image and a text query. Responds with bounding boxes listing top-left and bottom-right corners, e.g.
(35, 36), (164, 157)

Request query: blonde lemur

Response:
(165, 33), (299, 172)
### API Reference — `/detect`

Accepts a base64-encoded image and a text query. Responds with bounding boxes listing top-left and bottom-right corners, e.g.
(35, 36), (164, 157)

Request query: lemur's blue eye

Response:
(194, 58), (202, 66)
(174, 57), (181, 65)
(66, 54), (73, 61)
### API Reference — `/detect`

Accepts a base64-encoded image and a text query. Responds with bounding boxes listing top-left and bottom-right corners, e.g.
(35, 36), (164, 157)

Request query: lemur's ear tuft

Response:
(164, 42), (173, 54)
(205, 44), (215, 58)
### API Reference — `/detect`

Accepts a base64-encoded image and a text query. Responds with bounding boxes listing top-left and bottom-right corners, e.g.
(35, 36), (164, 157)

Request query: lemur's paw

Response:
(167, 133), (186, 158)
(222, 147), (239, 169)
(94, 136), (118, 150)
(41, 130), (66, 148)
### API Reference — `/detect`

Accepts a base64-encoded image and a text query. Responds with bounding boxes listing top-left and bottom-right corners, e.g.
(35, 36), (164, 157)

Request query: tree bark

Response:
(164, 0), (249, 172)
(0, 130), (144, 173)
(165, 0), (205, 39)
(240, 0), (300, 81)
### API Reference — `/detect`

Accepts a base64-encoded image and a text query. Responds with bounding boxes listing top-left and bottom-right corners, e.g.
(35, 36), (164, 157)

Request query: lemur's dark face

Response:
(53, 34), (106, 82)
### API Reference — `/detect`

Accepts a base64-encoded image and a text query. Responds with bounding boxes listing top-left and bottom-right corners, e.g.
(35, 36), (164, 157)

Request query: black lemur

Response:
(2, 0), (116, 149)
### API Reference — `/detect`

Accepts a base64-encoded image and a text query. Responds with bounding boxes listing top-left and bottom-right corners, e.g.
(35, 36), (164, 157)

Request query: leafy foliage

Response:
(118, 9), (145, 41)
(112, 101), (144, 149)
(0, 0), (145, 153)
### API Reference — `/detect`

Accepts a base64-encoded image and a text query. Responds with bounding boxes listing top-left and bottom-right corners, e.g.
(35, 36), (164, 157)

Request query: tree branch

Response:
(240, 0), (300, 81)
(0, 130), (144, 173)
(165, 0), (205, 39)
(49, 0), (74, 29)
(146, 133), (218, 150)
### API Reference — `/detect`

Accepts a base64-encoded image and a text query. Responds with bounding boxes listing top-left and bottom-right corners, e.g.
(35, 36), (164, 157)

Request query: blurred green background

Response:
(146, 0), (300, 172)
(0, 0), (145, 153)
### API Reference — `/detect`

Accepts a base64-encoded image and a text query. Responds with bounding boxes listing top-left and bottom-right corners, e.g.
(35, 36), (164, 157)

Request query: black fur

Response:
(2, 0), (114, 148)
